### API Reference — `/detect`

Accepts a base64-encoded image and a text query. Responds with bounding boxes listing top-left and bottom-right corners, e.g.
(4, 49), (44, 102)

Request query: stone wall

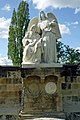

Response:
(61, 76), (80, 113)
(0, 66), (80, 119)
(0, 66), (22, 120)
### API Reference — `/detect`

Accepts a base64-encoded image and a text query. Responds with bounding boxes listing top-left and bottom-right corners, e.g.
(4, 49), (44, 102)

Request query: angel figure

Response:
(38, 11), (61, 63)
(22, 17), (42, 64)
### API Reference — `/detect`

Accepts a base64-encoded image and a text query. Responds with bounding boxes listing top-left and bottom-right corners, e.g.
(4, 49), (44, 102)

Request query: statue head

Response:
(40, 11), (46, 21)
(30, 24), (37, 32)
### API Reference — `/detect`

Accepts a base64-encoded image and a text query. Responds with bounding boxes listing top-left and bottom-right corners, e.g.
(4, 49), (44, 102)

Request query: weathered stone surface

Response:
(0, 66), (80, 119)
(0, 66), (21, 119)
(20, 67), (64, 119)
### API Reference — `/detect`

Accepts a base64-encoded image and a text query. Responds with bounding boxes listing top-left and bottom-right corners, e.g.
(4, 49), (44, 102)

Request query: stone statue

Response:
(22, 17), (42, 63)
(38, 11), (61, 63)
(22, 11), (61, 64)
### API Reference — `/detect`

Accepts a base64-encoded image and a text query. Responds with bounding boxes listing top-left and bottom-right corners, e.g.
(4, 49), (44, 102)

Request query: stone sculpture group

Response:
(22, 11), (61, 64)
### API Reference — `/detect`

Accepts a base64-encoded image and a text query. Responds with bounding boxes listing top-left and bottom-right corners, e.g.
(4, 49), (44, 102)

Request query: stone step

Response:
(19, 112), (65, 120)
(20, 117), (65, 120)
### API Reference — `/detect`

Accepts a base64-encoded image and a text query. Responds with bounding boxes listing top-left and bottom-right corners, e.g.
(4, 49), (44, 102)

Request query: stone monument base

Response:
(19, 63), (64, 119)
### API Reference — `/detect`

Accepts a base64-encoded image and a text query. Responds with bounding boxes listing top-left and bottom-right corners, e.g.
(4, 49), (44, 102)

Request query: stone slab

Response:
(22, 63), (62, 68)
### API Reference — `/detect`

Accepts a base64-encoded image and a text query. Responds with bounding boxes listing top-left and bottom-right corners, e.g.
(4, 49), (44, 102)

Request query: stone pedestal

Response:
(19, 63), (64, 119)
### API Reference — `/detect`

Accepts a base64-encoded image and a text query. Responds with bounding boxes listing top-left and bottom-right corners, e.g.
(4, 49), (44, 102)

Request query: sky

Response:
(0, 0), (80, 65)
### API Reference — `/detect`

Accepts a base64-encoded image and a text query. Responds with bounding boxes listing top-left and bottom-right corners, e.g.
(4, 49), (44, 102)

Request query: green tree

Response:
(17, 1), (30, 64)
(8, 1), (30, 66)
(64, 45), (80, 64)
(57, 41), (80, 64)
(57, 41), (65, 63)
(8, 9), (19, 65)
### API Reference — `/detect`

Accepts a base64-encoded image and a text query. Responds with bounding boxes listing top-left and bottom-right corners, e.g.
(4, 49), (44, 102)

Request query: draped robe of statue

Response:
(38, 11), (61, 63)
(22, 23), (42, 64)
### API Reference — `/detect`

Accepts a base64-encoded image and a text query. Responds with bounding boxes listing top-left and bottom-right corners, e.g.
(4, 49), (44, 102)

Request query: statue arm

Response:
(22, 37), (32, 47)
(28, 39), (36, 47)
(22, 37), (27, 47)
(22, 32), (30, 47)
(49, 20), (57, 27)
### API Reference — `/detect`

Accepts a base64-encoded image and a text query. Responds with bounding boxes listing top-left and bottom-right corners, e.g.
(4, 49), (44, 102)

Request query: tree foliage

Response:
(8, 9), (19, 65)
(57, 41), (65, 63)
(8, 1), (29, 66)
(57, 41), (80, 64)
(64, 45), (80, 64)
